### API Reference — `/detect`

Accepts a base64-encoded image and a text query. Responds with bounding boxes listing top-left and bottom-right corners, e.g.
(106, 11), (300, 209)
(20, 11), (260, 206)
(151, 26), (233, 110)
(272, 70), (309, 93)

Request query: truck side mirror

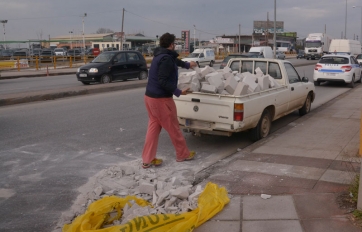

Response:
(302, 77), (309, 83)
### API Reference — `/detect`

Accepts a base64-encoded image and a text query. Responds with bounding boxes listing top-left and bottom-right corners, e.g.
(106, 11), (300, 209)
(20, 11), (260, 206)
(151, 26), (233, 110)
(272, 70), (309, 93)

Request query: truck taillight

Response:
(234, 103), (244, 121)
(341, 65), (352, 72)
(314, 64), (322, 70)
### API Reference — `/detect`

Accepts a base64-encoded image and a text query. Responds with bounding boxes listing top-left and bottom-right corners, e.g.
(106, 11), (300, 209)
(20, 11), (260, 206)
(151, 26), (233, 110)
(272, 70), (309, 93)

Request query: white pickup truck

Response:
(174, 58), (316, 141)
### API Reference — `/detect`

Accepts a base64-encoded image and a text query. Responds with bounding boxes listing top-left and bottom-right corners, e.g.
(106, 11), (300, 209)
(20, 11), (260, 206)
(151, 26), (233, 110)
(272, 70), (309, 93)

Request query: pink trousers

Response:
(142, 95), (190, 163)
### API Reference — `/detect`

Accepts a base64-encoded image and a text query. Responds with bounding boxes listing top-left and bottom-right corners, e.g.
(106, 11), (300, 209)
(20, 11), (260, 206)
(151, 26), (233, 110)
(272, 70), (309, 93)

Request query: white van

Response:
(248, 46), (274, 59)
(182, 48), (215, 67)
(328, 39), (361, 56)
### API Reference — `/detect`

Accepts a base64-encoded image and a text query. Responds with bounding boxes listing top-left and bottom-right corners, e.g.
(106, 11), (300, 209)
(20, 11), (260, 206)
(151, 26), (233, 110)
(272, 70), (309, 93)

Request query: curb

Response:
(0, 71), (77, 80)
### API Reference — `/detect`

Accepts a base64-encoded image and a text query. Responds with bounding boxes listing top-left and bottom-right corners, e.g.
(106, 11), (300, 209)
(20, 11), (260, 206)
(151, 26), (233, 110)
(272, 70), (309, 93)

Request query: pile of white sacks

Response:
(59, 165), (202, 229)
(178, 66), (281, 96)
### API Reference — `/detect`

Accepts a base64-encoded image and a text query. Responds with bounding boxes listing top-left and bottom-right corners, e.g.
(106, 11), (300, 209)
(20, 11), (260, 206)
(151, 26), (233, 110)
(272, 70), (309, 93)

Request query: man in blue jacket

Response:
(142, 32), (197, 168)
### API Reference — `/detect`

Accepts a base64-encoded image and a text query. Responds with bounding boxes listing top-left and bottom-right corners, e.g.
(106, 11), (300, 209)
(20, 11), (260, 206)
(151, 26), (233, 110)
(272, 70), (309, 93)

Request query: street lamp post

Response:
(345, 0), (348, 39)
(69, 31), (73, 49)
(193, 25), (196, 50)
(353, 6), (362, 42)
(82, 13), (87, 52)
(273, 0), (276, 58)
(1, 20), (8, 50)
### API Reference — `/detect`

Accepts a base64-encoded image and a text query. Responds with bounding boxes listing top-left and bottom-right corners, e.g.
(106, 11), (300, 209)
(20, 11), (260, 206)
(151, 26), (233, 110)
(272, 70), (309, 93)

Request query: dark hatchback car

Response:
(297, 51), (305, 59)
(76, 51), (148, 85)
(220, 53), (250, 69)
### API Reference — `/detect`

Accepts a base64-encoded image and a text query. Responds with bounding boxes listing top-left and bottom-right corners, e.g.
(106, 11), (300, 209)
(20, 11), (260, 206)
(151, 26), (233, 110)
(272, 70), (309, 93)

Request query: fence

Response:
(0, 55), (97, 71)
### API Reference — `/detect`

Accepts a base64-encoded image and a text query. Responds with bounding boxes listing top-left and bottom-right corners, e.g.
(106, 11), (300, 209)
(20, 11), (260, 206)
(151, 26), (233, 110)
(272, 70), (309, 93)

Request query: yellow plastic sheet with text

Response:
(63, 182), (230, 232)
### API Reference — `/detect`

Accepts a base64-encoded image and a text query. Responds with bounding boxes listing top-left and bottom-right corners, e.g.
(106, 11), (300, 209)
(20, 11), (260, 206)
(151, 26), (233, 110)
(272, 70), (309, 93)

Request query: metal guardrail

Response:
(0, 55), (97, 71)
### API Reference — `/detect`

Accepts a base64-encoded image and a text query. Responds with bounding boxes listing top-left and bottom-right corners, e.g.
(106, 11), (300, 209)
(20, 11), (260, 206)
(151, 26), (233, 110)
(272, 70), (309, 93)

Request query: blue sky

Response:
(1, 0), (362, 42)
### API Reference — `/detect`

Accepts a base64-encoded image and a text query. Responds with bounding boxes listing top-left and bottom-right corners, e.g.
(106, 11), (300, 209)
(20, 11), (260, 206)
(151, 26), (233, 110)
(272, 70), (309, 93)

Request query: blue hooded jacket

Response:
(145, 47), (190, 98)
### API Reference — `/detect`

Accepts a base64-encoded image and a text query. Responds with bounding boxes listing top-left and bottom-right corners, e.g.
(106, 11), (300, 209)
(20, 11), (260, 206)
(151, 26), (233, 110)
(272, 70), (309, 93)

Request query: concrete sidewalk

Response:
(193, 85), (362, 231)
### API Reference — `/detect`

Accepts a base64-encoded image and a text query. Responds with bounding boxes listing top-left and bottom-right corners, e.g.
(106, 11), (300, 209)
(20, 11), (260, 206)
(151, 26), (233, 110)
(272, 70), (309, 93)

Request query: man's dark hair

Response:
(160, 33), (175, 48)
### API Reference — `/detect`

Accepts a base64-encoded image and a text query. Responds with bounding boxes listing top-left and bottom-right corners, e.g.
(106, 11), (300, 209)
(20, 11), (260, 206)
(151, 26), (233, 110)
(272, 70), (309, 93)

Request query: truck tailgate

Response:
(174, 93), (236, 125)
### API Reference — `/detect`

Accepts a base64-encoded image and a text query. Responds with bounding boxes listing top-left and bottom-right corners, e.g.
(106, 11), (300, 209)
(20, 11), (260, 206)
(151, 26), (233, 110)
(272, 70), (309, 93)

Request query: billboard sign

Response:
(253, 21), (284, 34)
(181, 30), (190, 51)
(214, 37), (234, 44)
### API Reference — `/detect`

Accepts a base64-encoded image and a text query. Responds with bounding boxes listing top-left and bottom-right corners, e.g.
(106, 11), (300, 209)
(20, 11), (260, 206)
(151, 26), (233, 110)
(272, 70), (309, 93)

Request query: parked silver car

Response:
(54, 48), (67, 56)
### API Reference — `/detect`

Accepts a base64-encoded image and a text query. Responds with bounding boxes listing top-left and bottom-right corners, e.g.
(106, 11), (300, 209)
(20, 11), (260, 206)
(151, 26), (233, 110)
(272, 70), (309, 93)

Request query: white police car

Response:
(313, 54), (361, 88)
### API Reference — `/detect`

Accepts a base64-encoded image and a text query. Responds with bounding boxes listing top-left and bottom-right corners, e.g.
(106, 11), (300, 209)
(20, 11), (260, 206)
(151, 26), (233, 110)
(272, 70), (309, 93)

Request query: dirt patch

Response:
(336, 192), (362, 229)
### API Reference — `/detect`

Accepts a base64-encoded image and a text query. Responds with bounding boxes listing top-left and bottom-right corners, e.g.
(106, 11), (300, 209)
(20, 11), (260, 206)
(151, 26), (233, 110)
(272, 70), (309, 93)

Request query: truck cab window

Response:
(284, 63), (300, 83)
(268, 63), (282, 79)
(255, 61), (267, 74)
(230, 61), (241, 72)
(241, 61), (253, 73)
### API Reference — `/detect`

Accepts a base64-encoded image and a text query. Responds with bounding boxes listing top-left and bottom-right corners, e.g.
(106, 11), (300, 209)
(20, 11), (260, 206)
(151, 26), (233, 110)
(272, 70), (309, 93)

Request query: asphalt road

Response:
(0, 63), (353, 231)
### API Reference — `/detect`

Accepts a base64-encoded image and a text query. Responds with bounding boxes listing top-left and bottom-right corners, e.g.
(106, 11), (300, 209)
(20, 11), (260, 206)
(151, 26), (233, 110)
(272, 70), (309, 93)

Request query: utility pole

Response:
(69, 31), (73, 49)
(1, 20), (8, 50)
(239, 24), (241, 53)
(345, 0), (347, 39)
(267, 12), (269, 47)
(193, 25), (196, 50)
(121, 8), (125, 51)
(273, 0), (276, 58)
(82, 13), (87, 51)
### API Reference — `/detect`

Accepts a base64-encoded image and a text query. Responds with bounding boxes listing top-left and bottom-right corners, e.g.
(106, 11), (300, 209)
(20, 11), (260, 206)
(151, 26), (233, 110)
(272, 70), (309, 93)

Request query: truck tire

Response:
(249, 109), (272, 142)
(299, 93), (312, 116)
(209, 60), (214, 67)
(196, 61), (200, 68)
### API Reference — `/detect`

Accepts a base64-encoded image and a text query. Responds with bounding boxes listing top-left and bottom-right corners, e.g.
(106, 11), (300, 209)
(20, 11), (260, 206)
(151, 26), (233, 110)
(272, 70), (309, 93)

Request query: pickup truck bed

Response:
(174, 58), (315, 140)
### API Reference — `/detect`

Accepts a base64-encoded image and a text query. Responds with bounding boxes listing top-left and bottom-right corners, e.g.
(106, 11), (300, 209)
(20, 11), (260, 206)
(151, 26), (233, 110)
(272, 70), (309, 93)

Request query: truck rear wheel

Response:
(299, 93), (312, 116)
(249, 109), (271, 142)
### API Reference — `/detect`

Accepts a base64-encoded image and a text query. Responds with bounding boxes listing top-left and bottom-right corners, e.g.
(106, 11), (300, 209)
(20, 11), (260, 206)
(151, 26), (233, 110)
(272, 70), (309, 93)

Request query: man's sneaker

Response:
(142, 158), (163, 169)
(176, 151), (195, 162)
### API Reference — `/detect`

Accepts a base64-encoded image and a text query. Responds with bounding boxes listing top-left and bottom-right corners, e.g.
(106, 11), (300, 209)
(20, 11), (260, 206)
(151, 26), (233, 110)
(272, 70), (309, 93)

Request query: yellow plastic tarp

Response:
(63, 182), (230, 232)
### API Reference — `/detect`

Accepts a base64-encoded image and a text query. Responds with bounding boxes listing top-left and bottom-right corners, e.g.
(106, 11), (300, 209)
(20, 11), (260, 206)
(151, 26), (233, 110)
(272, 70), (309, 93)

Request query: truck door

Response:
(284, 63), (307, 110)
(267, 62), (289, 117)
(199, 52), (206, 66)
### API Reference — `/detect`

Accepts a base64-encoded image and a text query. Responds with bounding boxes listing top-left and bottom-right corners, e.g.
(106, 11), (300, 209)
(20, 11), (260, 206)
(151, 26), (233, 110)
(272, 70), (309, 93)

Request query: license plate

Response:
(185, 119), (191, 126)
(79, 74), (87, 77)
(326, 73), (336, 76)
